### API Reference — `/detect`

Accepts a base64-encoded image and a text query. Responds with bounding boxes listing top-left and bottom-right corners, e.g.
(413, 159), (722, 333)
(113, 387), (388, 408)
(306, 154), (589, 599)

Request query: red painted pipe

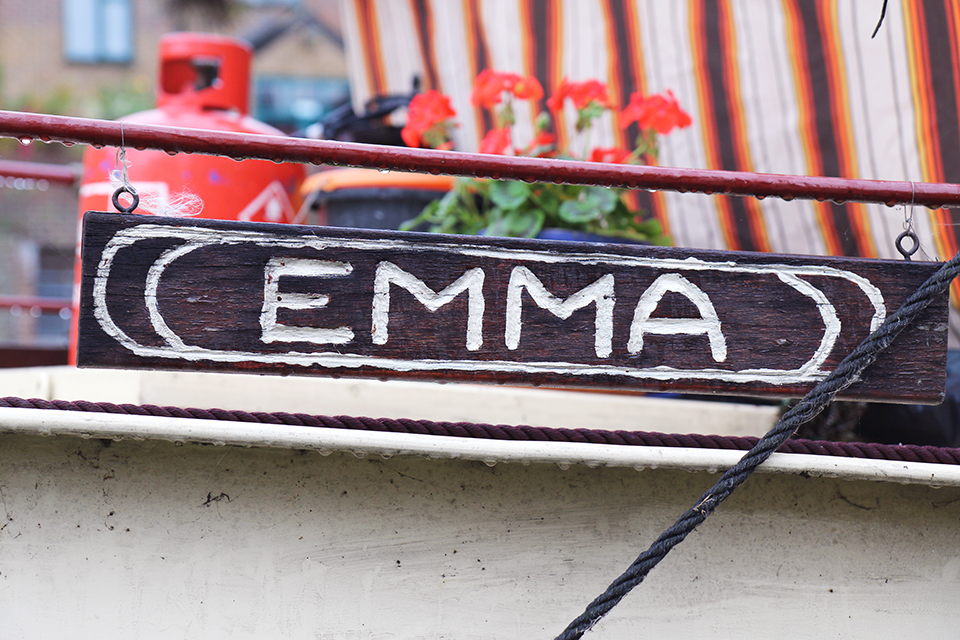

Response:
(2, 109), (959, 208)
(0, 295), (72, 312)
(0, 158), (79, 185)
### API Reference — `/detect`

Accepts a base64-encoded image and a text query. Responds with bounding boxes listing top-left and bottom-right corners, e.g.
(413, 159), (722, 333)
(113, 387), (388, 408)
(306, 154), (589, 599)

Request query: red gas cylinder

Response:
(77, 32), (305, 222)
(71, 32), (306, 359)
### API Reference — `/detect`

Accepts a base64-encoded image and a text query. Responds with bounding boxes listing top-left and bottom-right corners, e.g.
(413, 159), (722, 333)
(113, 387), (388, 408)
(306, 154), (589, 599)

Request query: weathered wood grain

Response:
(78, 212), (949, 403)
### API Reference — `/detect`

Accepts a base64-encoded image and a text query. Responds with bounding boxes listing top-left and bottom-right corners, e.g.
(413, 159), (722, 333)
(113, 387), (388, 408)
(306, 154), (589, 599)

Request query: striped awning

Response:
(340, 1), (960, 316)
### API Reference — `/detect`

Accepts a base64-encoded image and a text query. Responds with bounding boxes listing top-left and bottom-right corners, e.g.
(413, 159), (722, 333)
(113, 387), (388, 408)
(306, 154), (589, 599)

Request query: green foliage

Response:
(0, 64), (73, 116)
(402, 178), (671, 245)
(95, 83), (154, 121)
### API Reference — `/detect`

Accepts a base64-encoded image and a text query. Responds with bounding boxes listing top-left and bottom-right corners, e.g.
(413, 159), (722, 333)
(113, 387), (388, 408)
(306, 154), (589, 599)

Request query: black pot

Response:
(317, 187), (440, 230)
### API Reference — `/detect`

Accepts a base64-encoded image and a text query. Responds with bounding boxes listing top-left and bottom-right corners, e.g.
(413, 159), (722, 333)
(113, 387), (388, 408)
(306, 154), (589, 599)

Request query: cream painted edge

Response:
(0, 407), (957, 488)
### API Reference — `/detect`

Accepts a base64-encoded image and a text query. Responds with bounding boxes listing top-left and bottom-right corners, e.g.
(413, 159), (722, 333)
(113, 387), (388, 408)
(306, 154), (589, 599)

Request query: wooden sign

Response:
(78, 212), (949, 403)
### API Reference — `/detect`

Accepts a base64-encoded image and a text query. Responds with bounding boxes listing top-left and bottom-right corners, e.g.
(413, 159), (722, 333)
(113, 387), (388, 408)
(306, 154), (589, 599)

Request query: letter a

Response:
(627, 273), (726, 362)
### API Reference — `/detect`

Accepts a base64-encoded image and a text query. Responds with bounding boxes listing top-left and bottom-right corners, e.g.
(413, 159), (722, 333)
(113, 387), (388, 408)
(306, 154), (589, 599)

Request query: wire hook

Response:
(897, 181), (919, 261)
(110, 122), (139, 214)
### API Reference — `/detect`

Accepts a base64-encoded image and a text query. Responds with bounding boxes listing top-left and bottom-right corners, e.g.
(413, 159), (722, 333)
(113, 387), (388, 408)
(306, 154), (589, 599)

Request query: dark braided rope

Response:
(553, 250), (960, 640)
(2, 395), (960, 464)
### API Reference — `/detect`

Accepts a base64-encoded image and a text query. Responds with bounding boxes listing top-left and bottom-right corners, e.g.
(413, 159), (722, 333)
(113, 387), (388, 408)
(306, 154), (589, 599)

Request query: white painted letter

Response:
(260, 257), (354, 344)
(372, 262), (485, 350)
(627, 273), (726, 361)
(505, 266), (615, 358)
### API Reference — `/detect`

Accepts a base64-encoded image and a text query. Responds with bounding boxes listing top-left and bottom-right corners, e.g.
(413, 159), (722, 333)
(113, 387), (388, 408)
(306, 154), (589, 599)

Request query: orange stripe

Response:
(816, 0), (876, 256)
(903, 2), (943, 182)
(355, 0), (387, 96)
(933, 0), (960, 298)
(903, 1), (960, 304)
(547, 0), (565, 120)
(718, 0), (771, 252)
(462, 0), (489, 141)
(949, 0), (960, 135)
(903, 1), (950, 262)
(348, 0), (373, 97)
(520, 2), (537, 93)
(781, 0), (843, 255)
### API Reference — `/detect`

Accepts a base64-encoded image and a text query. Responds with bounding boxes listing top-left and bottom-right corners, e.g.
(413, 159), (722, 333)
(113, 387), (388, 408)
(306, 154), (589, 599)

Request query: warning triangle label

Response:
(238, 181), (296, 223)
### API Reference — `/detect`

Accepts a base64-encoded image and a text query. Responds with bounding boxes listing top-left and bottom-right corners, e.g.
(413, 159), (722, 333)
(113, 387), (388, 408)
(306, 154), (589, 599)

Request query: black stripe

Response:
(525, 0), (554, 116)
(702, 2), (759, 251)
(795, 1), (860, 256)
(606, 0), (638, 141)
(411, 0), (439, 90)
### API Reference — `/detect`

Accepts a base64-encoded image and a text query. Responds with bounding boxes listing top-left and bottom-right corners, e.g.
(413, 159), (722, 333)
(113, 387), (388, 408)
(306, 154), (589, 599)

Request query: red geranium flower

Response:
(547, 78), (611, 111)
(521, 130), (557, 157)
(512, 75), (544, 101)
(472, 70), (510, 108)
(402, 90), (456, 148)
(619, 90), (692, 135)
(472, 70), (543, 108)
(589, 147), (631, 164)
(479, 127), (512, 155)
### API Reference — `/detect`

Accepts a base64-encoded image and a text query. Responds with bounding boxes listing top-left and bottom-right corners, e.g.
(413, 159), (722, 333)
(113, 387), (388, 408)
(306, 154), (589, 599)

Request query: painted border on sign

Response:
(91, 223), (887, 386)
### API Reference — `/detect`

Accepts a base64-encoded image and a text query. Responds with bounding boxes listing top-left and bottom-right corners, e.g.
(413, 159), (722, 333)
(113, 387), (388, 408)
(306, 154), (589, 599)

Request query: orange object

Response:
(71, 32), (306, 361)
(300, 168), (453, 194)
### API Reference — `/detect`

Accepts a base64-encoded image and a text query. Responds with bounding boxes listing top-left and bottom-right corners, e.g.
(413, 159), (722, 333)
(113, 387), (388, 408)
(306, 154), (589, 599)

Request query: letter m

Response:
(372, 262), (485, 350)
(505, 266), (615, 358)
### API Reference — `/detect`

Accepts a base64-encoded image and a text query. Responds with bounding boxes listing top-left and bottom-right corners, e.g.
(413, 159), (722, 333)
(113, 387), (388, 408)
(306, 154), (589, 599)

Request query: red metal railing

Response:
(0, 295), (72, 367)
(0, 158), (79, 185)
(2, 109), (960, 208)
(0, 295), (73, 316)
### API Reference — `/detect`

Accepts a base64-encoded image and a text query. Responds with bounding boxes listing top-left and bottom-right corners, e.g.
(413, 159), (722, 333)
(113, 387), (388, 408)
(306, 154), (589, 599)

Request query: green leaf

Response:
(634, 218), (663, 237)
(400, 199), (439, 231)
(489, 181), (532, 211)
(575, 102), (606, 132)
(583, 187), (618, 214)
(484, 208), (544, 238)
(557, 188), (617, 224)
(559, 198), (601, 223)
(530, 185), (561, 214)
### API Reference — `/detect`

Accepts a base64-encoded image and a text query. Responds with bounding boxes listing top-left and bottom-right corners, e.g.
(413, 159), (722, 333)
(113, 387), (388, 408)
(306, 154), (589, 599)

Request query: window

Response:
(62, 0), (133, 64)
(254, 76), (350, 133)
(34, 247), (74, 346)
